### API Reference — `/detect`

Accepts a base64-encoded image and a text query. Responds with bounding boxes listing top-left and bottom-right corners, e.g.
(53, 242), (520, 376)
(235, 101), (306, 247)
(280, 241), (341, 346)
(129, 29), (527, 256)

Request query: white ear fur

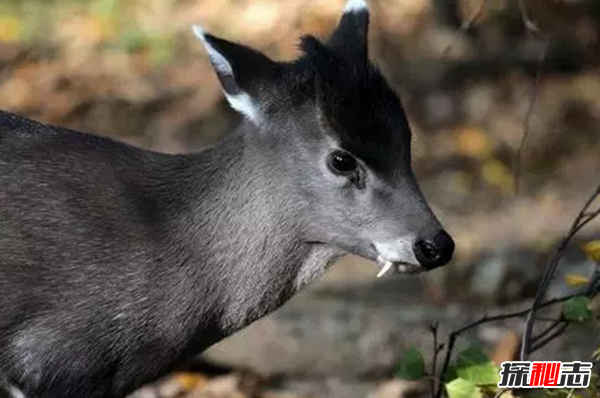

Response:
(343, 0), (368, 13)
(224, 92), (260, 124)
(192, 25), (261, 124)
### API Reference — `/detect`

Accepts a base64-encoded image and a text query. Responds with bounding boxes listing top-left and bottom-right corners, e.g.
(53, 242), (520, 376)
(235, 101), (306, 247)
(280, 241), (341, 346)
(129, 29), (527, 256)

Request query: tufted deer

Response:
(0, 0), (454, 397)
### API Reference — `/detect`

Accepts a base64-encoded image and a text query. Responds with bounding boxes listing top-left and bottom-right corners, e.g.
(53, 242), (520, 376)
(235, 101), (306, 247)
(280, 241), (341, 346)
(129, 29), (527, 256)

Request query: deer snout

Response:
(372, 229), (455, 277)
(413, 230), (455, 270)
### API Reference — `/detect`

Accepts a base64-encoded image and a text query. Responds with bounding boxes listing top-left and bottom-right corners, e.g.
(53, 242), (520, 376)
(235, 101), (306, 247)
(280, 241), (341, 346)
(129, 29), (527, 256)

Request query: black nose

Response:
(413, 230), (455, 270)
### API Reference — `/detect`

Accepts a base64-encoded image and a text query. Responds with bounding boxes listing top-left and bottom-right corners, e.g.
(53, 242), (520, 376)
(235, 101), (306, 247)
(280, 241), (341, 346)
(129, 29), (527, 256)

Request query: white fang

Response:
(377, 261), (393, 278)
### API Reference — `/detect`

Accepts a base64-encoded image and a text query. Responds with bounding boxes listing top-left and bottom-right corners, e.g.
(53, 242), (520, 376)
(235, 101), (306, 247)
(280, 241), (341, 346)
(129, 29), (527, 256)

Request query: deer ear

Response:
(192, 25), (277, 124)
(328, 0), (369, 60)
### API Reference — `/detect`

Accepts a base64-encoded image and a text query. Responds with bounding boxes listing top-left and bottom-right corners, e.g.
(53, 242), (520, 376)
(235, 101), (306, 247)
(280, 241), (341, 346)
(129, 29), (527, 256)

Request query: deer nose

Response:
(413, 230), (455, 270)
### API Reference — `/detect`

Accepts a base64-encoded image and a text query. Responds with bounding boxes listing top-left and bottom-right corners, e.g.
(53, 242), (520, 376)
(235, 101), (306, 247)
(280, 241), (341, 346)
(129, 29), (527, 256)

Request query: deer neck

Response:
(153, 128), (342, 341)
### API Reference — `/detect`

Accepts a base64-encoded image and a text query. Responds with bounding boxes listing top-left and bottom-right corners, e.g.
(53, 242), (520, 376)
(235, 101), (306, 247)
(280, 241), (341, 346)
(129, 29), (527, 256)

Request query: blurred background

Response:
(1, 0), (599, 397)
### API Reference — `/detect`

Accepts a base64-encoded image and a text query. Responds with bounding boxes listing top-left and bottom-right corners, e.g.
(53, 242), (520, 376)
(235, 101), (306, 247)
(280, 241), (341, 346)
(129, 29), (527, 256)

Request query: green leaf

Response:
(445, 364), (459, 381)
(395, 346), (425, 381)
(446, 378), (482, 398)
(563, 296), (592, 321)
(455, 347), (500, 385)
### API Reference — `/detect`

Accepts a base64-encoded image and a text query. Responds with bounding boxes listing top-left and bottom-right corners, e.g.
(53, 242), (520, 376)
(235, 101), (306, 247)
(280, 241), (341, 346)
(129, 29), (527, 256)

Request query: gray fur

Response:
(0, 1), (453, 397)
(0, 115), (340, 397)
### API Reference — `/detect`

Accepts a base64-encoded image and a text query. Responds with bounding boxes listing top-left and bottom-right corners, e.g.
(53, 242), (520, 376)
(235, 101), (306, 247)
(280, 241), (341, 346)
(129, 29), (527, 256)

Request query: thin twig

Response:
(433, 3), (600, 394)
(435, 278), (600, 398)
(434, 292), (583, 398)
(528, 271), (600, 354)
(456, 293), (580, 335)
(520, 184), (600, 360)
(436, 334), (458, 398)
(530, 322), (569, 353)
(513, 35), (549, 199)
(581, 207), (600, 226)
(442, 0), (490, 59)
(517, 0), (541, 35)
(572, 185), (600, 227)
(532, 318), (565, 341)
(430, 322), (440, 397)
(494, 388), (511, 398)
(512, 0), (548, 198)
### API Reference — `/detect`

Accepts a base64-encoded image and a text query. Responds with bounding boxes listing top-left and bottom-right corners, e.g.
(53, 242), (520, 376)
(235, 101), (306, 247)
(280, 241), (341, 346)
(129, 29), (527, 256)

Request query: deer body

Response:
(0, 115), (337, 397)
(0, 1), (455, 397)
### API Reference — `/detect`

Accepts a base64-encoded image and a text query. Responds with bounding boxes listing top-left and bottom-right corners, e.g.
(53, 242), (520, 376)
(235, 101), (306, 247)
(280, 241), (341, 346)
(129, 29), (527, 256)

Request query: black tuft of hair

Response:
(298, 35), (411, 171)
(328, 5), (369, 61)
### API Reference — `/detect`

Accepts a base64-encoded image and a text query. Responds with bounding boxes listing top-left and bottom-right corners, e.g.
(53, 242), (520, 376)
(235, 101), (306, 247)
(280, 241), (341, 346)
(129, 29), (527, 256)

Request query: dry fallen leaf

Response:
(172, 372), (208, 391)
(0, 17), (22, 43)
(491, 331), (520, 365)
(581, 240), (600, 262)
(456, 127), (494, 159)
(481, 159), (514, 194)
(565, 273), (591, 288)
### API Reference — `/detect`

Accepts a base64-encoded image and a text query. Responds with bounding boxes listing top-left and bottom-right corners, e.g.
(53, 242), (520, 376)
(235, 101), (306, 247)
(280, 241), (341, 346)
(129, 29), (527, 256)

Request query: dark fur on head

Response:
(298, 34), (412, 172)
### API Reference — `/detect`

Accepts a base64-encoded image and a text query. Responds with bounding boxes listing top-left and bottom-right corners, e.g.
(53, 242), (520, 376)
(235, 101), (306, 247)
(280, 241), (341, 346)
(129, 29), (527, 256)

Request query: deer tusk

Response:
(376, 261), (394, 278)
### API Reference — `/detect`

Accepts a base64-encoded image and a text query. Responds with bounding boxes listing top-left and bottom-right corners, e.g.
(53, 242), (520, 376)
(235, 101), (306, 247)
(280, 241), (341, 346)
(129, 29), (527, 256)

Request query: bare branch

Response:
(494, 388), (511, 398)
(442, 0), (490, 59)
(513, 35), (549, 199)
(430, 322), (440, 397)
(520, 186), (600, 359)
(532, 317), (565, 342)
(434, 292), (589, 398)
(530, 321), (569, 353)
(432, 4), (600, 396)
(434, 187), (600, 397)
(517, 0), (541, 35)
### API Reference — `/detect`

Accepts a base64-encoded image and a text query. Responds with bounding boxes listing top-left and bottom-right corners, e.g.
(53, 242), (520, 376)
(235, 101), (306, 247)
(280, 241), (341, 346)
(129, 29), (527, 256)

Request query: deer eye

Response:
(327, 150), (357, 175)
